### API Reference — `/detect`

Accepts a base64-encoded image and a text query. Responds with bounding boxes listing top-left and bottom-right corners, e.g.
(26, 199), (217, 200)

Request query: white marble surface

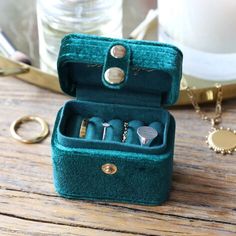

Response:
(0, 0), (156, 70)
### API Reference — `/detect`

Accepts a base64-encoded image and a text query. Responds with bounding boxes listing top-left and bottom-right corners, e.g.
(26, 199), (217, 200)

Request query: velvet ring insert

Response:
(79, 119), (89, 138)
(10, 115), (49, 144)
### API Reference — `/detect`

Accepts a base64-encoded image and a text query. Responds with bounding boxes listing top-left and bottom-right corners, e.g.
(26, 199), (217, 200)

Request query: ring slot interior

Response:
(106, 119), (123, 142)
(86, 117), (104, 140)
(64, 114), (82, 138)
(58, 100), (169, 153)
(126, 120), (144, 145)
(149, 122), (164, 146)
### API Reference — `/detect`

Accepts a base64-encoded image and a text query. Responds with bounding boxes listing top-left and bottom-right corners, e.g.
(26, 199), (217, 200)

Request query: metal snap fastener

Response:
(104, 67), (125, 85)
(101, 163), (117, 175)
(110, 45), (126, 58)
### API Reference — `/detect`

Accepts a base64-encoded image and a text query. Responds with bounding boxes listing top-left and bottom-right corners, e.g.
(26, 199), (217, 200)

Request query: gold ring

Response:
(79, 119), (89, 138)
(10, 115), (49, 144)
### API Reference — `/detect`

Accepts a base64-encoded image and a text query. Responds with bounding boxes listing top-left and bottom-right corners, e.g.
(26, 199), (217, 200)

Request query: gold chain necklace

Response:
(186, 84), (236, 155)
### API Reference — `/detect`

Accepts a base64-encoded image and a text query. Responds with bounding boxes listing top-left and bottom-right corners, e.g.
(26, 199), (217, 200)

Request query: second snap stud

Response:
(110, 45), (126, 59)
(104, 67), (125, 85)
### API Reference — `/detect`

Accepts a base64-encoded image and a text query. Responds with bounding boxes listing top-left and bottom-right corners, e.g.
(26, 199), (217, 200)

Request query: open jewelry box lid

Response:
(57, 34), (183, 107)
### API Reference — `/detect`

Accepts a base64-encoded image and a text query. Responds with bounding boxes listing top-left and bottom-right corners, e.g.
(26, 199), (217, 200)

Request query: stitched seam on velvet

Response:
(53, 143), (170, 163)
(62, 34), (183, 55)
(63, 36), (171, 49)
(53, 129), (170, 160)
(58, 55), (180, 68)
(60, 44), (181, 58)
(59, 50), (182, 66)
(59, 58), (179, 68)
(65, 35), (176, 50)
(54, 135), (169, 158)
(59, 46), (181, 62)
(60, 40), (183, 59)
(57, 136), (167, 153)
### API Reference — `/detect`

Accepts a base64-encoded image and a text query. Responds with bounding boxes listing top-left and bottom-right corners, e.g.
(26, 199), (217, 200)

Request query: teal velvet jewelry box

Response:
(51, 33), (183, 205)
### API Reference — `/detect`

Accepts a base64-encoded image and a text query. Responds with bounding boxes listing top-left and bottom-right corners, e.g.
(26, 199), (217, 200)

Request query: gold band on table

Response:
(10, 115), (49, 144)
(79, 119), (89, 138)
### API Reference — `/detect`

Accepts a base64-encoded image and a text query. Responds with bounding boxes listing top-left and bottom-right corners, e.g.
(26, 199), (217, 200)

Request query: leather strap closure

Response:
(102, 42), (131, 89)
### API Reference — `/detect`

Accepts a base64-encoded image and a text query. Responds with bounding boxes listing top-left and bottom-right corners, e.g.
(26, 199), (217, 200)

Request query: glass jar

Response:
(158, 0), (236, 82)
(37, 0), (123, 74)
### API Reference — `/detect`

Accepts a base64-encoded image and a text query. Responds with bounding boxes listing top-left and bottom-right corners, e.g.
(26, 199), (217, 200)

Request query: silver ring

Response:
(122, 122), (129, 143)
(137, 126), (158, 146)
(102, 122), (110, 140)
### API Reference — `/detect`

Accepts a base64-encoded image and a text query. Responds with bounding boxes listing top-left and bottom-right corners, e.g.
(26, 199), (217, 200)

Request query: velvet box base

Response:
(52, 101), (175, 205)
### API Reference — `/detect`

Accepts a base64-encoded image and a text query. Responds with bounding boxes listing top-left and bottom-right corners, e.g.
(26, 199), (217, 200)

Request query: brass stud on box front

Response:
(101, 163), (117, 175)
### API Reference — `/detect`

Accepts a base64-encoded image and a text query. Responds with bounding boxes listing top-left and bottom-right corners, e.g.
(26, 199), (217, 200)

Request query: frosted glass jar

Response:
(37, 0), (123, 74)
(158, 0), (236, 81)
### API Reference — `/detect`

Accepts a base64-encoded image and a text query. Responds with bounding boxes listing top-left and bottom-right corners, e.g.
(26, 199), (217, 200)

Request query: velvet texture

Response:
(57, 100), (169, 154)
(52, 109), (175, 205)
(58, 34), (183, 107)
(51, 33), (183, 205)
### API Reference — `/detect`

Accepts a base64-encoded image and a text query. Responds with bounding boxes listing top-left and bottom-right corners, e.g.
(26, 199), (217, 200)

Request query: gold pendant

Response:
(206, 127), (236, 155)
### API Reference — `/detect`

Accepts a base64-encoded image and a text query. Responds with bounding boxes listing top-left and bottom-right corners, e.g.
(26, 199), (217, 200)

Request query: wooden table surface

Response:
(0, 75), (236, 236)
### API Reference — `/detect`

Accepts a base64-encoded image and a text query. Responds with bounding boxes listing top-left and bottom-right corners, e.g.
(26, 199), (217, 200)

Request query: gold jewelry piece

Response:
(186, 84), (236, 155)
(10, 115), (49, 144)
(122, 122), (129, 143)
(79, 119), (89, 138)
(207, 127), (236, 154)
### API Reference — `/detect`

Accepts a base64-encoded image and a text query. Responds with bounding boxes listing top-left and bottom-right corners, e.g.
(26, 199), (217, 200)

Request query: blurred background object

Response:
(37, 0), (123, 73)
(158, 0), (236, 86)
(0, 0), (156, 73)
(0, 28), (31, 65)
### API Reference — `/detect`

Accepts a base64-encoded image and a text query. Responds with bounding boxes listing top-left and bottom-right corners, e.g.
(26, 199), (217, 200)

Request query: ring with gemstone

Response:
(122, 122), (129, 143)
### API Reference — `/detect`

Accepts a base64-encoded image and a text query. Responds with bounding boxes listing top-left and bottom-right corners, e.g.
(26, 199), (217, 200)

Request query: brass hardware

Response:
(101, 163), (117, 175)
(0, 65), (29, 77)
(205, 90), (214, 101)
(10, 115), (49, 144)
(110, 45), (126, 59)
(104, 67), (125, 84)
(186, 84), (236, 155)
(79, 119), (89, 138)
